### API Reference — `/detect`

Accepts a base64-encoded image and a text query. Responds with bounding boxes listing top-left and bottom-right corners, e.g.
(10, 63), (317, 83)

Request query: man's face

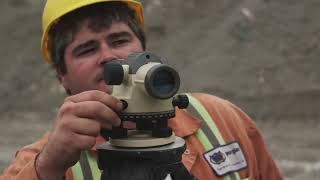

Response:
(60, 20), (143, 95)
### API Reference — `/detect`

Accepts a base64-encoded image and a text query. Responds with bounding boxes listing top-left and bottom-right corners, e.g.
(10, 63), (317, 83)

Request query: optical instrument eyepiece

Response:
(104, 61), (124, 85)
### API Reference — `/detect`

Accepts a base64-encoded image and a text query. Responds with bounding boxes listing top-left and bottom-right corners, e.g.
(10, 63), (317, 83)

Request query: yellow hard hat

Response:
(41, 0), (144, 64)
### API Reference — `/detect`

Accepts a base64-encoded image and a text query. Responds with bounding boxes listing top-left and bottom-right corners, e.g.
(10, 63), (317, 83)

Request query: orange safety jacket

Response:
(0, 93), (283, 180)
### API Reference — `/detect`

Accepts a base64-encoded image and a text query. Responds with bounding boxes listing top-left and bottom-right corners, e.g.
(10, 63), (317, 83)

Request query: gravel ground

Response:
(1, 0), (320, 179)
(1, 114), (319, 179)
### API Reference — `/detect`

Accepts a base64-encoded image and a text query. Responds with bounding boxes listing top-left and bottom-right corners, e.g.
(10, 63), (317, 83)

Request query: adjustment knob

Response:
(172, 94), (189, 109)
(104, 61), (124, 85)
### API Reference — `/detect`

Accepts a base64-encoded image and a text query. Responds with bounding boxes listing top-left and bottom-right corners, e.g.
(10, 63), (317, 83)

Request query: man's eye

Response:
(112, 39), (129, 46)
(78, 48), (96, 56)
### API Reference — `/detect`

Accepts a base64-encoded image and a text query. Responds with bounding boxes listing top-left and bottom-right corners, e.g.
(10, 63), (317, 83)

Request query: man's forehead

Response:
(75, 19), (131, 33)
(68, 20), (133, 46)
(75, 20), (131, 35)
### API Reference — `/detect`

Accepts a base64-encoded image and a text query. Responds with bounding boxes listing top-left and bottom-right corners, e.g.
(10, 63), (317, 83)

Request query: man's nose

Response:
(99, 56), (117, 65)
(98, 44), (117, 65)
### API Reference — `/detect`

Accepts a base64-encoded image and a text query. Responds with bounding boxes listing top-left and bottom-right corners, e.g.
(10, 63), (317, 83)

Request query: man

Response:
(1, 0), (283, 180)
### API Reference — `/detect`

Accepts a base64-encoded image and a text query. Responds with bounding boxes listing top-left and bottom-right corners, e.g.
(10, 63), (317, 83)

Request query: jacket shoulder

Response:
(189, 92), (233, 110)
(188, 92), (258, 136)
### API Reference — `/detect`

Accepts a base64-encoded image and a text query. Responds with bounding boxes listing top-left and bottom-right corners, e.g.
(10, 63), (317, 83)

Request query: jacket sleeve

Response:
(227, 101), (284, 180)
(0, 133), (49, 180)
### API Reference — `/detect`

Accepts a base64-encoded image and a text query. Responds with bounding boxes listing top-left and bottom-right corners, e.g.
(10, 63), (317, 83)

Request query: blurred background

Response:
(0, 0), (319, 179)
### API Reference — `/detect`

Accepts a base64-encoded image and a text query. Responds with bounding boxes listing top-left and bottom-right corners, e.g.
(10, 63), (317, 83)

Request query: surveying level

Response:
(97, 52), (194, 180)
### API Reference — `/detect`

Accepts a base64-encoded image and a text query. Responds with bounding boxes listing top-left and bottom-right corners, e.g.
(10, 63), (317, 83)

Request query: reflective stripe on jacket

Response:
(71, 151), (101, 180)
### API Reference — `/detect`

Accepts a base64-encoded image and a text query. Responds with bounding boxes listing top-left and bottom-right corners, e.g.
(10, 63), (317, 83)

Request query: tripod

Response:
(96, 137), (195, 180)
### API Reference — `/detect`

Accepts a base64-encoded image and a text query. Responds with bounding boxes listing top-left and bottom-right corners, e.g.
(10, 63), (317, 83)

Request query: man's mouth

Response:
(95, 72), (105, 83)
(95, 73), (113, 94)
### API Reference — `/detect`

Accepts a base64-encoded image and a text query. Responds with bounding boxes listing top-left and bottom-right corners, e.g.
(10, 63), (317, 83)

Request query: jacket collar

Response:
(169, 108), (202, 137)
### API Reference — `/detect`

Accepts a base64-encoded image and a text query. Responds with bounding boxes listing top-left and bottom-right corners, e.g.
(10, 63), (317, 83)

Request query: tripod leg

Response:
(171, 164), (196, 180)
(154, 162), (195, 180)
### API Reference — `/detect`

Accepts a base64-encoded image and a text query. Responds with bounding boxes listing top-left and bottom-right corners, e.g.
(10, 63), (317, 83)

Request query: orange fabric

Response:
(0, 133), (49, 180)
(182, 93), (283, 180)
(0, 93), (283, 180)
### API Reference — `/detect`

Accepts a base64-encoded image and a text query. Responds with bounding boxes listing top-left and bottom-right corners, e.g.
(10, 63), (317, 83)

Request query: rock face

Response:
(1, 0), (319, 121)
(144, 0), (320, 120)
(0, 0), (319, 178)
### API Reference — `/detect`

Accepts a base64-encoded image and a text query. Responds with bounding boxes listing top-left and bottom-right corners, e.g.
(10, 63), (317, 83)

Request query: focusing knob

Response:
(172, 94), (189, 109)
(120, 100), (128, 110)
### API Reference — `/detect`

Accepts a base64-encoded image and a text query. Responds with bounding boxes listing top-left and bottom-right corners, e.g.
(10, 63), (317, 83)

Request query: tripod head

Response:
(97, 137), (192, 180)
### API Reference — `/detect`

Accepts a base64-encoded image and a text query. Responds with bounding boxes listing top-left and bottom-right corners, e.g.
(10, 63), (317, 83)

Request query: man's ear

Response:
(56, 69), (72, 95)
(55, 68), (63, 83)
(55, 68), (69, 90)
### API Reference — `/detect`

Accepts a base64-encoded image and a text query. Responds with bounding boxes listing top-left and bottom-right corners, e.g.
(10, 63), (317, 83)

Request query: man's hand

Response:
(35, 90), (123, 180)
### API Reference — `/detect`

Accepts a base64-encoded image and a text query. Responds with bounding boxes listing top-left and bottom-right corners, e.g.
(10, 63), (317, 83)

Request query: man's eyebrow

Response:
(107, 31), (132, 40)
(72, 40), (97, 55)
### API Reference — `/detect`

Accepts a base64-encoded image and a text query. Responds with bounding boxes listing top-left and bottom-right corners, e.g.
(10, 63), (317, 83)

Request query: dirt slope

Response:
(0, 0), (319, 179)
(145, 0), (320, 120)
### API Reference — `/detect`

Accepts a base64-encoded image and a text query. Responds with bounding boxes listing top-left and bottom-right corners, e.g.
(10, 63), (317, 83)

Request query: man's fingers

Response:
(61, 101), (121, 127)
(71, 133), (97, 150)
(68, 117), (113, 136)
(67, 118), (102, 137)
(64, 90), (123, 111)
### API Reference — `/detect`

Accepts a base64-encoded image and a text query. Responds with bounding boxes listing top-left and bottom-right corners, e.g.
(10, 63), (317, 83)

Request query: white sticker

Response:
(203, 142), (247, 176)
(164, 174), (172, 180)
